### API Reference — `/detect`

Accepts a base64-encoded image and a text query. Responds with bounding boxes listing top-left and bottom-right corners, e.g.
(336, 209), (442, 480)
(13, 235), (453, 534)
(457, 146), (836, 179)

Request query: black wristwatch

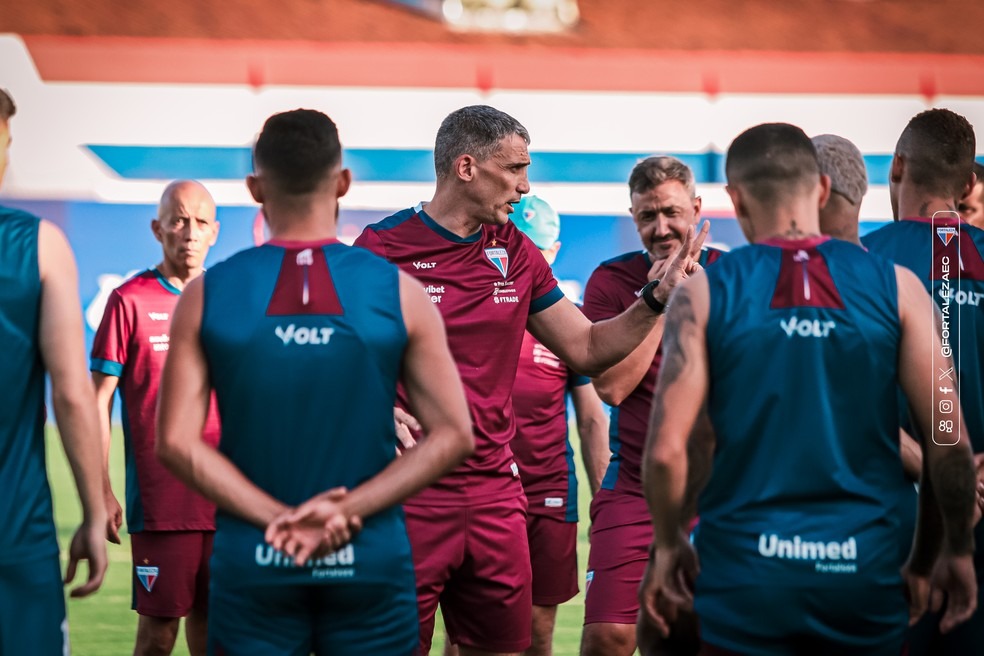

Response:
(639, 279), (666, 315)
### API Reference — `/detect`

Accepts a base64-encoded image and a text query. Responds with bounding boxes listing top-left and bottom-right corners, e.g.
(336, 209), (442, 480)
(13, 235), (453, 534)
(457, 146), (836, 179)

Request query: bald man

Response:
(91, 180), (221, 656)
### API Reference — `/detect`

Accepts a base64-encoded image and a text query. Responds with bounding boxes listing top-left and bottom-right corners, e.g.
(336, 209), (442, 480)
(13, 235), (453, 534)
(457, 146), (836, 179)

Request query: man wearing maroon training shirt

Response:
(356, 106), (703, 656)
(581, 156), (721, 656)
(91, 180), (221, 656)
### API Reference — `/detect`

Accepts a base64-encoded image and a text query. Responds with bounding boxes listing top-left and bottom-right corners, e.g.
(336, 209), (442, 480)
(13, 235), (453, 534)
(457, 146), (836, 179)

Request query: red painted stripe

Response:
(21, 35), (984, 96)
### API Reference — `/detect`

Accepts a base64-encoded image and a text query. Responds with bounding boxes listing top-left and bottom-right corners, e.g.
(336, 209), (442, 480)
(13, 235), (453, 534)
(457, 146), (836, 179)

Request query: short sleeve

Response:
(354, 228), (387, 259)
(90, 288), (131, 377)
(523, 235), (562, 314)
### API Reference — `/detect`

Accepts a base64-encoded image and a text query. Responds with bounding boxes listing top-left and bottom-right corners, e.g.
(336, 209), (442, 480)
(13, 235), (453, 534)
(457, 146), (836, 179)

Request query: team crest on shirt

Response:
(136, 565), (159, 592)
(937, 226), (957, 246)
(485, 247), (509, 278)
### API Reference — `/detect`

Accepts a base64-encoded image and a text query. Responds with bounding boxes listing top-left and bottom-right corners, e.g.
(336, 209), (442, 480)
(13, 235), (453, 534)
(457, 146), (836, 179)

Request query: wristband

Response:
(639, 279), (666, 315)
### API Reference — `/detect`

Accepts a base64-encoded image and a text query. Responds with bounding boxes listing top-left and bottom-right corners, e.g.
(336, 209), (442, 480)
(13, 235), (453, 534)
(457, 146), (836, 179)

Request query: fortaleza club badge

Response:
(937, 226), (957, 246)
(485, 246), (509, 278)
(136, 565), (159, 592)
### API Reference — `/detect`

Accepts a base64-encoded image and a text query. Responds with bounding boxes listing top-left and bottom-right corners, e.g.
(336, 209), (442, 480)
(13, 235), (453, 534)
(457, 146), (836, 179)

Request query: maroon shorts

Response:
(131, 530), (213, 618)
(584, 520), (651, 625)
(527, 514), (578, 606)
(405, 496), (532, 653)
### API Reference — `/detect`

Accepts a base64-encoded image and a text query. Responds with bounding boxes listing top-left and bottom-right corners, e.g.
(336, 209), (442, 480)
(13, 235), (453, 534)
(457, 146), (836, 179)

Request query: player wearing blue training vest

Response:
(0, 88), (107, 655)
(862, 108), (984, 655)
(639, 122), (978, 655)
(155, 109), (473, 656)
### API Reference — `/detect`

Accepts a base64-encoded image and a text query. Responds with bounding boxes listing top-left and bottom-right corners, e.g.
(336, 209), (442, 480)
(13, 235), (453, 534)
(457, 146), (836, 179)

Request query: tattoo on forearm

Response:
(932, 449), (977, 553)
(648, 286), (701, 459)
(658, 289), (697, 389)
(683, 408), (715, 522)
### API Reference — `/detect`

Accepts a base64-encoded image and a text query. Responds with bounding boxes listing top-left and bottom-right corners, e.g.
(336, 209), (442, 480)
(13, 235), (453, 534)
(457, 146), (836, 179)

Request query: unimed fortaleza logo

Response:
(758, 533), (858, 573)
(275, 324), (335, 346)
(254, 543), (356, 580)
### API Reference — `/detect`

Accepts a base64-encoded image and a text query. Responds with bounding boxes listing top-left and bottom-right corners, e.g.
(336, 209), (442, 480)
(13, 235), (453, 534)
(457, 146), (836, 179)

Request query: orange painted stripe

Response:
(21, 35), (984, 96)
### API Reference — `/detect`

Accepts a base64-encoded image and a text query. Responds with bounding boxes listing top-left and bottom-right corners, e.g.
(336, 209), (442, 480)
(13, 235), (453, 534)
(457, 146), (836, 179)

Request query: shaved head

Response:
(152, 180), (219, 276)
(726, 123), (820, 205)
(158, 180), (215, 220)
(895, 108), (976, 201)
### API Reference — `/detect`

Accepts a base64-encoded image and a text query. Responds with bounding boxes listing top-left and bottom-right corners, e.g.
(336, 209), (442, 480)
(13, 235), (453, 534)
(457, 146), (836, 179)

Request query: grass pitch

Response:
(47, 426), (596, 655)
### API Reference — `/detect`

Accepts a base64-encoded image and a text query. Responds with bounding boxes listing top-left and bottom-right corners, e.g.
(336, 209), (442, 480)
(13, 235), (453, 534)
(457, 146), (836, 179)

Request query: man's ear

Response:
(150, 217), (163, 244)
(889, 154), (905, 184)
(246, 174), (263, 203)
(725, 184), (744, 220)
(336, 168), (352, 199)
(454, 154), (476, 182)
(818, 173), (832, 210)
(958, 171), (977, 204)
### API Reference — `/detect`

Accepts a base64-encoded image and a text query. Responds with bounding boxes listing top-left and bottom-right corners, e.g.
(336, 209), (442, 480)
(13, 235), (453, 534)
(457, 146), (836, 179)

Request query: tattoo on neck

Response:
(781, 219), (810, 238)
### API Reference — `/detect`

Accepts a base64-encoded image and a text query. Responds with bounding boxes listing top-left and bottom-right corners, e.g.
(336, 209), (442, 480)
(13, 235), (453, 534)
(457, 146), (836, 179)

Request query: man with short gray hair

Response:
(356, 106), (698, 655)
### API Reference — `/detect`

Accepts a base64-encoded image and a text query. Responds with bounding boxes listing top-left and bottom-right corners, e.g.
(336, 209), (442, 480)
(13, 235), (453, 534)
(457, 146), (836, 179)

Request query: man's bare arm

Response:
(900, 428), (923, 482)
(591, 326), (663, 406)
(641, 274), (710, 547)
(156, 276), (288, 527)
(91, 372), (123, 543)
(637, 275), (710, 637)
(682, 406), (715, 526)
(590, 225), (709, 405)
(896, 266), (977, 632)
(37, 220), (108, 597)
(570, 382), (610, 495)
(530, 226), (702, 378)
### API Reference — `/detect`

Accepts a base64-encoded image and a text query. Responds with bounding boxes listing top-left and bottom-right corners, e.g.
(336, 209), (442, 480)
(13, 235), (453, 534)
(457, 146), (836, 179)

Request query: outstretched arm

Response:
(530, 225), (706, 378)
(590, 223), (709, 405)
(638, 274), (710, 638)
(896, 266), (977, 633)
(37, 220), (108, 597)
(156, 277), (288, 527)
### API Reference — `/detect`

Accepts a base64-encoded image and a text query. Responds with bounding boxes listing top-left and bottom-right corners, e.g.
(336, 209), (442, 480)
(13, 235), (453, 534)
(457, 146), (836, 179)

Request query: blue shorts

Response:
(697, 584), (907, 656)
(0, 555), (67, 655)
(208, 577), (418, 656)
